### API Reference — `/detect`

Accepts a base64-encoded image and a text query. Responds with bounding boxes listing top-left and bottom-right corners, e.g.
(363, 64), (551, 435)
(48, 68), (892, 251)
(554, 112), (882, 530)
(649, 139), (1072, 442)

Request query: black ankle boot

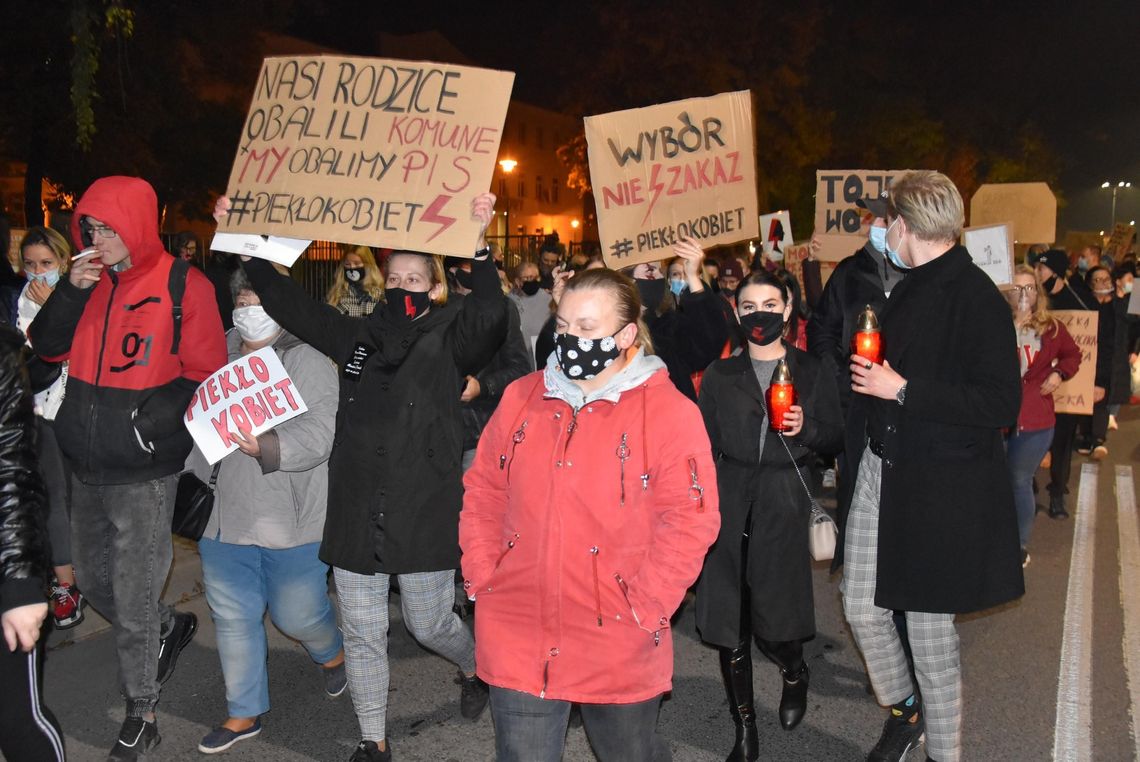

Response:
(778, 662), (809, 730)
(719, 646), (759, 762)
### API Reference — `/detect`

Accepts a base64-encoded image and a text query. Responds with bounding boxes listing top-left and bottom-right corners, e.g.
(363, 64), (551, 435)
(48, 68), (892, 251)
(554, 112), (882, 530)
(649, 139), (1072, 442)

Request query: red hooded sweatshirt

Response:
(28, 176), (226, 484)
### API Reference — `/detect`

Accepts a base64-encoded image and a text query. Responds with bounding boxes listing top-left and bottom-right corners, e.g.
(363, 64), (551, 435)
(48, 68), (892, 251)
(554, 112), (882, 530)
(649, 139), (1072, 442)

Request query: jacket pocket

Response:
(479, 532), (520, 595)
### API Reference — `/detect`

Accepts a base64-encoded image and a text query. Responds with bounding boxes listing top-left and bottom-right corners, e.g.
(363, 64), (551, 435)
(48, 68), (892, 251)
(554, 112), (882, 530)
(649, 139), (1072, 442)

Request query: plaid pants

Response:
(333, 567), (477, 742)
(841, 449), (962, 762)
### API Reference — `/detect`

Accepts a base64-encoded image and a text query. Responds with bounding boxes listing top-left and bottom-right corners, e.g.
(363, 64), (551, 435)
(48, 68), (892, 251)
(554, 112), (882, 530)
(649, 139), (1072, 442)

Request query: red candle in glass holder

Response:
(851, 304), (884, 365)
(766, 358), (797, 432)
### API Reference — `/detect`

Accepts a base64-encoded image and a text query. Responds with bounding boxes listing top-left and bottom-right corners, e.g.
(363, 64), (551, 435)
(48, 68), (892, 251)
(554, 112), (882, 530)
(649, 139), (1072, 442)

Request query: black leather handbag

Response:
(173, 464), (221, 541)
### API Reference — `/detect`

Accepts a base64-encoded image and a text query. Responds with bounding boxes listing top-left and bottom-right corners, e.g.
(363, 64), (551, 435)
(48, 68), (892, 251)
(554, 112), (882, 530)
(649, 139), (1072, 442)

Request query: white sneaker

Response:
(1108, 415), (1118, 431)
(822, 468), (836, 489)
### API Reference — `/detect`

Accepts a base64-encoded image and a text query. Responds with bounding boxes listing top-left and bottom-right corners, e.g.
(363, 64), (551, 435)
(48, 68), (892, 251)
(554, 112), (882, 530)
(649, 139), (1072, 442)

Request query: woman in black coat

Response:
(696, 270), (843, 761)
(219, 193), (507, 760)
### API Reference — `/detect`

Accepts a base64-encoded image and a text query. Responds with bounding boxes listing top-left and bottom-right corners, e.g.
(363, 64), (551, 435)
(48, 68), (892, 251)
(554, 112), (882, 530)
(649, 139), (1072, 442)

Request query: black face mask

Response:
(384, 288), (431, 325)
(635, 278), (667, 309)
(454, 269), (474, 290)
(344, 266), (365, 284)
(520, 280), (542, 297)
(554, 330), (622, 380)
(739, 310), (784, 346)
(1041, 275), (1058, 293)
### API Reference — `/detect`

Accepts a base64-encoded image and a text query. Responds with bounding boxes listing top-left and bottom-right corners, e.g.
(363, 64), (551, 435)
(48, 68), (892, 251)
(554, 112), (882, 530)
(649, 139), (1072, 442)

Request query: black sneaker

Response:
(349, 740), (391, 761)
(108, 716), (160, 760)
(866, 710), (924, 761)
(1048, 493), (1070, 520)
(458, 671), (489, 720)
(156, 610), (198, 685)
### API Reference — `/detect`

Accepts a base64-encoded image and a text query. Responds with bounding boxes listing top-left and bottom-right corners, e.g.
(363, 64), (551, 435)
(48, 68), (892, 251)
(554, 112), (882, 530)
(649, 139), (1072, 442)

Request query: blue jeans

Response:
(488, 686), (669, 762)
(1007, 427), (1053, 549)
(199, 540), (342, 718)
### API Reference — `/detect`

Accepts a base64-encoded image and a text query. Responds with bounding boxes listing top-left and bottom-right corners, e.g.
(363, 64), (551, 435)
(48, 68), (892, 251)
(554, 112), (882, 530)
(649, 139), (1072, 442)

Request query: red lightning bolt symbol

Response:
(642, 163), (666, 226)
(421, 194), (457, 243)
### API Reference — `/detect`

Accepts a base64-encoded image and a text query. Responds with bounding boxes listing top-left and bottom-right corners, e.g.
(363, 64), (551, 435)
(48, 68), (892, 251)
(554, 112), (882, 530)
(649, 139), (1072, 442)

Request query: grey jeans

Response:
(70, 473), (176, 716)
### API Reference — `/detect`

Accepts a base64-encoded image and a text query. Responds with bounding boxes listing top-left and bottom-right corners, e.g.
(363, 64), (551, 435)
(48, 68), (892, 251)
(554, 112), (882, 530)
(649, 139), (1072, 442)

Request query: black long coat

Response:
(243, 257), (507, 575)
(834, 246), (1024, 614)
(695, 346), (843, 646)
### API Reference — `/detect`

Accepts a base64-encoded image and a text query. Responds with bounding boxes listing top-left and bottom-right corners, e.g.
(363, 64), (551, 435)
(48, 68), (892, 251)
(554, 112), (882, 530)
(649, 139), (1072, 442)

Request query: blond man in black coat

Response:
(838, 171), (1023, 762)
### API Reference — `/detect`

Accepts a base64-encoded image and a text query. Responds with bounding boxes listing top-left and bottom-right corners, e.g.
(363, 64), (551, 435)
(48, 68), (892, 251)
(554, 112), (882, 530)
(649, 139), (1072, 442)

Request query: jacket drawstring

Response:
(639, 386), (650, 490)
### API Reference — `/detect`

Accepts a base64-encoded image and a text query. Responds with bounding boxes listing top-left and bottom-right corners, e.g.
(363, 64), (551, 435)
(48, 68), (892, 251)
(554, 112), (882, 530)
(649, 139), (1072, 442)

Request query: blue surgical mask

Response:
(669, 279), (686, 297)
(26, 268), (61, 288)
(884, 219), (911, 270)
(1076, 259), (1090, 274)
(868, 225), (887, 253)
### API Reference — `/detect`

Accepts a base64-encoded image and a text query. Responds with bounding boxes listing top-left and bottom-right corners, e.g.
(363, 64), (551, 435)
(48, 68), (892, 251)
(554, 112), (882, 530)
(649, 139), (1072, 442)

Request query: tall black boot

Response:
(719, 646), (759, 762)
(757, 638), (809, 731)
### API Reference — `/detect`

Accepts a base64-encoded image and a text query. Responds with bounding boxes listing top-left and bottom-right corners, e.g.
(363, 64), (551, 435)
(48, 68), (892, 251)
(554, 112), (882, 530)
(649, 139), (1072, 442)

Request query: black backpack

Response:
(168, 256), (189, 354)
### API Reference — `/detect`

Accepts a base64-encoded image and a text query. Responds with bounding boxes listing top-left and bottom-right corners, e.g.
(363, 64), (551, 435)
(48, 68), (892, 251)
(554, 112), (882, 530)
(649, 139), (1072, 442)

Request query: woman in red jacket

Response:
(460, 267), (721, 761)
(1006, 265), (1081, 567)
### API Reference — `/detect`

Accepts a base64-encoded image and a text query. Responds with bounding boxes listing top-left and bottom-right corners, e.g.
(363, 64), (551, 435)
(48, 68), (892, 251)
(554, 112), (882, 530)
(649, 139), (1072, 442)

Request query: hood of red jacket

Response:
(71, 176), (167, 271)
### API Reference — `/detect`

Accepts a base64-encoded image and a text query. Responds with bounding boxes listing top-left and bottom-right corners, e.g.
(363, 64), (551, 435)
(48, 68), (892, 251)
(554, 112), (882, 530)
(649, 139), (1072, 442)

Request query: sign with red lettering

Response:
(813, 170), (914, 262)
(585, 90), (759, 268)
(1052, 310), (1098, 416)
(218, 55), (515, 257)
(183, 347), (309, 464)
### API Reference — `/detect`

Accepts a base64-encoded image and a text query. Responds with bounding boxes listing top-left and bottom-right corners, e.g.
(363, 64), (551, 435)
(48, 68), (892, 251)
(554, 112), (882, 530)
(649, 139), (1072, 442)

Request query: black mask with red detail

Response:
(384, 288), (431, 325)
(739, 310), (784, 346)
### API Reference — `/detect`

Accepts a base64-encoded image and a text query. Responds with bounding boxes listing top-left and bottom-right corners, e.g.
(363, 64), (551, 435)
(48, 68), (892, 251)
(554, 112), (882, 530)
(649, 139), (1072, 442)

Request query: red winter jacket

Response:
(28, 177), (226, 484)
(1017, 319), (1081, 432)
(460, 361), (720, 704)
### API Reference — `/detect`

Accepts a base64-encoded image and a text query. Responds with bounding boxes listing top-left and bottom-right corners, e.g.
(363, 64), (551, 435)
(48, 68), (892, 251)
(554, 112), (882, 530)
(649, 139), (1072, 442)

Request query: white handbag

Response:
(777, 432), (838, 562)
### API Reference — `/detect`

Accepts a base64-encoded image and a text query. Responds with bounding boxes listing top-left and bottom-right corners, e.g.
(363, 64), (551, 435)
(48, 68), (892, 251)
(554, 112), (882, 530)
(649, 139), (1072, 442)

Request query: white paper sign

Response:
(1129, 282), (1140, 316)
(758, 210), (794, 260)
(962, 222), (1014, 287)
(183, 347), (309, 464)
(209, 233), (312, 267)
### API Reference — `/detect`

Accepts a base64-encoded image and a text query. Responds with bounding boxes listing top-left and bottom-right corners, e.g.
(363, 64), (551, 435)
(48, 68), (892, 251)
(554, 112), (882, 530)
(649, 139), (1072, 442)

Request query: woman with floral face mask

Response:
(461, 267), (721, 761)
(187, 269), (346, 754)
(326, 246), (384, 317)
(16, 227), (85, 630)
(1004, 265), (1080, 567)
(694, 270), (843, 760)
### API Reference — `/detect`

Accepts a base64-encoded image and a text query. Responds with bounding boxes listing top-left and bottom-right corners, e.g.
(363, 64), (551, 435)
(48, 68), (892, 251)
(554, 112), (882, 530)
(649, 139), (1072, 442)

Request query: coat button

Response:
(348, 396), (355, 403)
(555, 460), (562, 468)
(886, 424), (896, 434)
(884, 459), (893, 469)
(381, 382), (390, 391)
(376, 447), (386, 456)
(427, 448), (434, 457)
(554, 412), (561, 419)
(549, 647), (560, 657)
(401, 338), (410, 348)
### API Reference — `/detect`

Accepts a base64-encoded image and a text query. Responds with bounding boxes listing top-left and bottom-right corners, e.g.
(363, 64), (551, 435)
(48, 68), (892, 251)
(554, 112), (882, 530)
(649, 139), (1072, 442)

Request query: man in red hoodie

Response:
(29, 176), (226, 759)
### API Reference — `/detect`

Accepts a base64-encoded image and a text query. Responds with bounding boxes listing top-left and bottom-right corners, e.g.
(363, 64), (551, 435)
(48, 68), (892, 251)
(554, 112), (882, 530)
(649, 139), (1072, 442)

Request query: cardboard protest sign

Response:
(782, 242), (811, 287)
(813, 170), (912, 262)
(962, 223), (1014, 286)
(1106, 222), (1135, 257)
(585, 90), (758, 268)
(1051, 310), (1099, 415)
(184, 347), (309, 464)
(969, 182), (1056, 245)
(218, 55), (515, 260)
(759, 210), (794, 261)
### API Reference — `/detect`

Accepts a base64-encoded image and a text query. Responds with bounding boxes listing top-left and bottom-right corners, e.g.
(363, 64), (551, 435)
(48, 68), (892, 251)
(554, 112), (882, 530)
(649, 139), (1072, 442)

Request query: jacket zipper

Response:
(86, 278), (119, 474)
(616, 434), (630, 506)
(499, 421), (528, 480)
(614, 572), (662, 646)
(495, 533), (519, 568)
(687, 457), (706, 512)
(590, 546), (602, 626)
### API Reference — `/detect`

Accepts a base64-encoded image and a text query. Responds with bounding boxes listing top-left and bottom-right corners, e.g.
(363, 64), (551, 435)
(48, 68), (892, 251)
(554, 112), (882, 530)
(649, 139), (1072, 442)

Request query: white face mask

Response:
(232, 305), (281, 343)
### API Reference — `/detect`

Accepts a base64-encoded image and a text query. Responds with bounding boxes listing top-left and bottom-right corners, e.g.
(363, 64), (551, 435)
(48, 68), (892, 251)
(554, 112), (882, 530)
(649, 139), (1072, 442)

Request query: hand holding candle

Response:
(766, 358), (798, 432)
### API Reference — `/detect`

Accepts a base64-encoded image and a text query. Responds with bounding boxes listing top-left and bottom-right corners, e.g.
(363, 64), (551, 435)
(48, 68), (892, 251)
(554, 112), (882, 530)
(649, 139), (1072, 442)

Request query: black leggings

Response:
(0, 639), (65, 761)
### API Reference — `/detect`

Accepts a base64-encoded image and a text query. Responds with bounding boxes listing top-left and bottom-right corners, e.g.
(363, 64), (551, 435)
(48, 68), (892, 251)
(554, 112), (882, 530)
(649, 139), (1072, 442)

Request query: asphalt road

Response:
(40, 405), (1140, 761)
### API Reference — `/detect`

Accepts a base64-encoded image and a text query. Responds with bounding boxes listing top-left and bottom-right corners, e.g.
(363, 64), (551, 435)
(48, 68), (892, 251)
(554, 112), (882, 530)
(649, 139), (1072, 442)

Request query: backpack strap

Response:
(168, 257), (190, 354)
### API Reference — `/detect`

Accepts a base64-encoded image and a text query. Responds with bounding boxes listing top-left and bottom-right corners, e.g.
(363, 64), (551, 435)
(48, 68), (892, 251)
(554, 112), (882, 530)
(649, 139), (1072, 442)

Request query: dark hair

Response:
(1085, 265), (1111, 288)
(776, 268), (809, 343)
(1113, 264), (1135, 281)
(734, 269), (800, 342)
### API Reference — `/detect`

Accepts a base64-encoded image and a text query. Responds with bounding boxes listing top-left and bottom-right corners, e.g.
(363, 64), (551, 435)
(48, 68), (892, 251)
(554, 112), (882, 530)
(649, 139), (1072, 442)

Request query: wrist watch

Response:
(474, 245), (492, 259)
(895, 381), (907, 406)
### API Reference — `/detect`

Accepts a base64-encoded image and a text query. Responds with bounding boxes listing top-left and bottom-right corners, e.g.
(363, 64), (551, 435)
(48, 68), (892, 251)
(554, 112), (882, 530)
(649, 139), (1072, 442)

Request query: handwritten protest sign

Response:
(813, 170), (913, 262)
(970, 182), (1056, 245)
(759, 210), (794, 260)
(585, 90), (758, 268)
(962, 223), (1014, 286)
(184, 347), (309, 464)
(217, 55), (514, 259)
(1106, 222), (1135, 258)
(1052, 310), (1099, 415)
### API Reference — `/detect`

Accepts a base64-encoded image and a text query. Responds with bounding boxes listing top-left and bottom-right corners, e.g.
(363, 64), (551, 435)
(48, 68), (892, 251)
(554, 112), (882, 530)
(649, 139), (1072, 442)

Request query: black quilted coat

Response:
(0, 323), (49, 615)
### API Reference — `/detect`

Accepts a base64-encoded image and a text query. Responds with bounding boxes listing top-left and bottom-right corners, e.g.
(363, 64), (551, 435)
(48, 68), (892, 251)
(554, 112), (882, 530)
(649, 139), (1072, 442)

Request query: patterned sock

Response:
(890, 694), (920, 721)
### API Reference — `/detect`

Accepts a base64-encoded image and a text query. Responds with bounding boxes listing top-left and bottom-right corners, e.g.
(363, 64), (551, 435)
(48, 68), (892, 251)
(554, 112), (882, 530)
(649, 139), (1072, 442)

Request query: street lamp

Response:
(499, 159), (518, 261)
(1101, 180), (1133, 227)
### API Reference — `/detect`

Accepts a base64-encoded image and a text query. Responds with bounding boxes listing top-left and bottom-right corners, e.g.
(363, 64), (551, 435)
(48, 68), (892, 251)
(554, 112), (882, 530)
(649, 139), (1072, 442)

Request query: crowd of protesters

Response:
(0, 167), (1137, 762)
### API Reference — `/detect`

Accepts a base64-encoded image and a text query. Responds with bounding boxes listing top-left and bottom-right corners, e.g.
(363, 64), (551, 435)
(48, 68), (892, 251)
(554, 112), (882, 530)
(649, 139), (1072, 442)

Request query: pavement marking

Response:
(1116, 465), (1140, 761)
(1054, 463), (1098, 762)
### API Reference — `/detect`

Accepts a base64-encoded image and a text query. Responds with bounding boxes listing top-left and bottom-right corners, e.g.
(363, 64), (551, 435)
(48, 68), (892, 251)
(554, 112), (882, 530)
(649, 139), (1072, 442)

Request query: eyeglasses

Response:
(1010, 285), (1037, 296)
(84, 222), (118, 239)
